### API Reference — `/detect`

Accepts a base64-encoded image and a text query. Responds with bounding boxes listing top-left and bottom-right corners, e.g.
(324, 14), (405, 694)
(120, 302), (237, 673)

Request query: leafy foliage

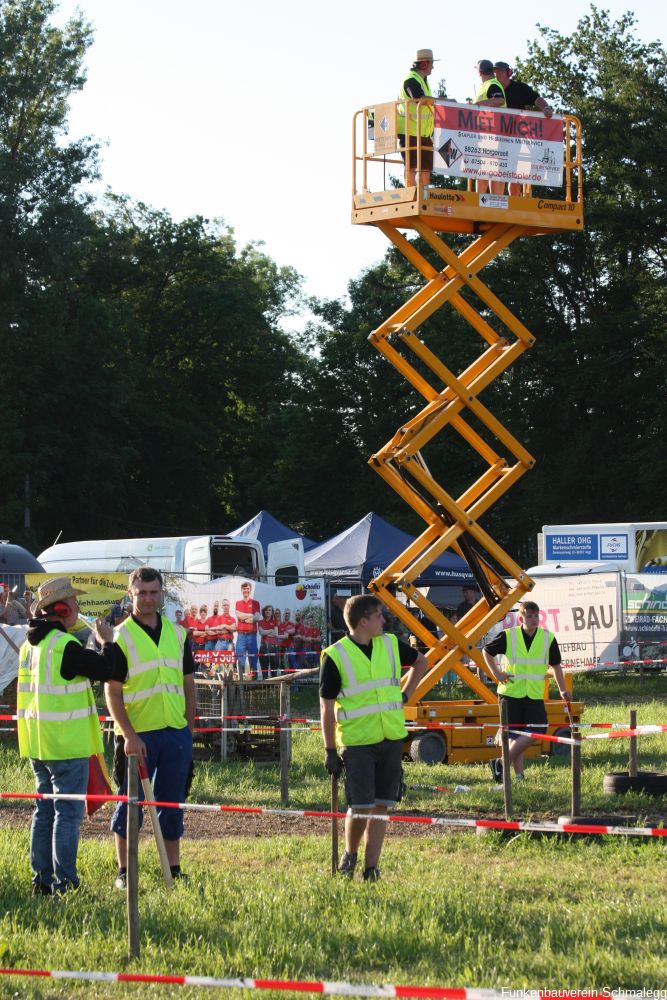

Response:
(0, 2), (664, 562)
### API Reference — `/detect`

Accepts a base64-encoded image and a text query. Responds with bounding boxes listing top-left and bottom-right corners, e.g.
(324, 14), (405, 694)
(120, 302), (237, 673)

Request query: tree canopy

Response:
(0, 1), (665, 563)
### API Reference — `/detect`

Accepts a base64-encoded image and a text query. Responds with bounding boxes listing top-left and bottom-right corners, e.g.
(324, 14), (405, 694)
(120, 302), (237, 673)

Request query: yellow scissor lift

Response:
(353, 99), (584, 765)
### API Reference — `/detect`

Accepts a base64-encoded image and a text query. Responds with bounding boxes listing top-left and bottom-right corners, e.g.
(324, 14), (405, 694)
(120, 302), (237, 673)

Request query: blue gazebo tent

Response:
(303, 512), (474, 586)
(228, 510), (316, 558)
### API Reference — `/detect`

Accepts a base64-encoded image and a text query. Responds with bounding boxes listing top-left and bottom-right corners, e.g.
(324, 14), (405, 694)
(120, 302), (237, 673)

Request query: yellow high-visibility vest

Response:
(324, 633), (407, 748)
(497, 627), (553, 700)
(397, 71), (434, 137)
(475, 77), (506, 105)
(114, 616), (187, 733)
(17, 630), (103, 759)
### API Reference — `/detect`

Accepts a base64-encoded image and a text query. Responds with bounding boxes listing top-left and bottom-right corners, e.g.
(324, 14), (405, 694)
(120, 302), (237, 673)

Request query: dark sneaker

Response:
(337, 851), (357, 878)
(515, 772), (525, 782)
(114, 871), (127, 891)
(31, 882), (52, 897)
(171, 868), (189, 884)
(362, 866), (381, 883)
(490, 758), (503, 782)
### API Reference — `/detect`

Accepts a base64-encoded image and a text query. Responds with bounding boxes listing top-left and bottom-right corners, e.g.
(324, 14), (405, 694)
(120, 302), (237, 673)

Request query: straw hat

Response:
(30, 576), (86, 616)
(415, 48), (439, 63)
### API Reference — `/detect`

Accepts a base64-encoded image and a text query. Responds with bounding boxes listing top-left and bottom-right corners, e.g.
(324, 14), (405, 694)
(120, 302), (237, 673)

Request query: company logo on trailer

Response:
(295, 584), (307, 601)
(600, 534), (628, 559)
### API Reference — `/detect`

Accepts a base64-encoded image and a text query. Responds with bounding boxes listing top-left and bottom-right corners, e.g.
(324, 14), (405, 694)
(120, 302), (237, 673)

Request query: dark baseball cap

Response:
(494, 61), (511, 71)
(477, 59), (494, 74)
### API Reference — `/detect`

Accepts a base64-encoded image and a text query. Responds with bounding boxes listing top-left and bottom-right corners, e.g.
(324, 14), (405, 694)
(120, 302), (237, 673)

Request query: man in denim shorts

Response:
(320, 595), (428, 881)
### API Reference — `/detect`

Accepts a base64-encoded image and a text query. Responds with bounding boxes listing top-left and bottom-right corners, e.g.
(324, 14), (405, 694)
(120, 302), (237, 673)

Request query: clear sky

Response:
(54, 0), (665, 310)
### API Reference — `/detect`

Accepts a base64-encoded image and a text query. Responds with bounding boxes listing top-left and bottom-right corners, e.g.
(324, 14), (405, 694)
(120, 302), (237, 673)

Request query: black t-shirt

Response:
(403, 74), (426, 100)
(504, 79), (540, 110)
(111, 614), (195, 683)
(319, 635), (419, 699)
(25, 618), (116, 683)
(484, 628), (561, 666)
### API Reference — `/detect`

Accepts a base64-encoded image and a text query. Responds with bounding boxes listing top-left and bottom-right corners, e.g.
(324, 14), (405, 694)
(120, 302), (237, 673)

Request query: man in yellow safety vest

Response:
(474, 59), (506, 197)
(105, 566), (195, 889)
(320, 595), (428, 881)
(483, 599), (571, 782)
(397, 48), (438, 189)
(17, 576), (115, 895)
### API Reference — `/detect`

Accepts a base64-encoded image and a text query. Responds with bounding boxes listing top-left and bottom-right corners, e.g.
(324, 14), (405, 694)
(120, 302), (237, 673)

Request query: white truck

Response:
(37, 534), (305, 584)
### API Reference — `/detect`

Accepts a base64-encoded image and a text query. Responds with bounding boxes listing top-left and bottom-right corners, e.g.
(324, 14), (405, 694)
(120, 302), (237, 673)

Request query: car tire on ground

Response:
(602, 771), (667, 796)
(409, 731), (447, 765)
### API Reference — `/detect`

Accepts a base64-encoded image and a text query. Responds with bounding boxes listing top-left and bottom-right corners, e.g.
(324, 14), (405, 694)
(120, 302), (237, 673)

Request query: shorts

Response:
(341, 738), (404, 808)
(398, 134), (433, 172)
(500, 695), (547, 736)
(110, 726), (193, 841)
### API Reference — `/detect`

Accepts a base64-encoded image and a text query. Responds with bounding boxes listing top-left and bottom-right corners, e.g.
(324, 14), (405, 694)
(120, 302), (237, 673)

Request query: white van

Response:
(37, 534), (305, 584)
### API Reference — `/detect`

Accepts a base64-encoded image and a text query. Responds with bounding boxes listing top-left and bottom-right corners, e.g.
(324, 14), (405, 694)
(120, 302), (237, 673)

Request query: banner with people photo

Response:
(24, 572), (326, 679)
(432, 101), (564, 187)
(162, 575), (326, 678)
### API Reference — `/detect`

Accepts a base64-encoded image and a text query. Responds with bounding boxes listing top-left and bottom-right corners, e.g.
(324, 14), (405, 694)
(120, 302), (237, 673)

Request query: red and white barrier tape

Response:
(0, 968), (646, 997)
(2, 791), (666, 838)
(508, 724), (667, 747)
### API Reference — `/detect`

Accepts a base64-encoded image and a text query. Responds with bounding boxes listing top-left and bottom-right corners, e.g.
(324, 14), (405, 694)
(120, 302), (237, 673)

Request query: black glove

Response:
(324, 748), (344, 778)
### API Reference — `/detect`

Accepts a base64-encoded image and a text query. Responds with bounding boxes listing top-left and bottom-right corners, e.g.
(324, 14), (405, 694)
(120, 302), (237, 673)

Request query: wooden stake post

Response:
(629, 709), (637, 778)
(500, 699), (513, 820)
(126, 754), (140, 959)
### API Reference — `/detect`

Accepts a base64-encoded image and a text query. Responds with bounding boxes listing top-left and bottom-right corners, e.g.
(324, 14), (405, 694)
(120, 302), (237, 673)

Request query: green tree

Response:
(307, 7), (667, 561)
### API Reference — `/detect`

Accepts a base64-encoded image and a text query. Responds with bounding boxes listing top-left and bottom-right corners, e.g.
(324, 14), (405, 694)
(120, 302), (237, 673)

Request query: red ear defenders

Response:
(49, 601), (71, 618)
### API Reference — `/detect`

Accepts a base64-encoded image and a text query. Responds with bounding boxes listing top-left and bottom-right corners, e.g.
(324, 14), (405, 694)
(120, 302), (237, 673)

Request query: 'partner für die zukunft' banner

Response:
(432, 102), (564, 187)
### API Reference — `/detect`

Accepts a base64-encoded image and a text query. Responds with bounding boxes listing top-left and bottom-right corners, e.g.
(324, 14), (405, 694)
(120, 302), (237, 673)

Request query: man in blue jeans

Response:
(106, 566), (195, 888)
(17, 576), (115, 895)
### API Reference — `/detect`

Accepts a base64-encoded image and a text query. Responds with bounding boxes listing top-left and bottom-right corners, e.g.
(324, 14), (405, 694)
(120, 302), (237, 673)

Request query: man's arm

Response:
(476, 84), (504, 108)
(534, 96), (553, 118)
(59, 620), (115, 681)
(183, 673), (196, 729)
(401, 650), (429, 701)
(548, 662), (571, 701)
(320, 697), (336, 749)
(482, 648), (510, 683)
(105, 680), (147, 760)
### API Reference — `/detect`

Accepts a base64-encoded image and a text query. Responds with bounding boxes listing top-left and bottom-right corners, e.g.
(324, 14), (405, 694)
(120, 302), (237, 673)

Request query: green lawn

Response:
(0, 673), (665, 997)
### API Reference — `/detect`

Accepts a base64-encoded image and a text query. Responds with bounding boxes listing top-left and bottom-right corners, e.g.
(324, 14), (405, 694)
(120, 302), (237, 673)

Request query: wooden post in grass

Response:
(570, 716), (581, 818)
(279, 682), (289, 806)
(331, 774), (339, 876)
(126, 754), (140, 959)
(500, 699), (512, 820)
(221, 679), (228, 763)
(629, 709), (637, 778)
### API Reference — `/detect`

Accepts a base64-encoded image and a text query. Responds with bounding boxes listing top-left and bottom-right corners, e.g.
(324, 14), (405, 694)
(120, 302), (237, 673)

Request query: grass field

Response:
(0, 673), (665, 998)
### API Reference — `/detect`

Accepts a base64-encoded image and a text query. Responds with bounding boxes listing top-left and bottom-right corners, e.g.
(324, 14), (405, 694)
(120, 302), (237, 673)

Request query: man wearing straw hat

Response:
(397, 48), (438, 188)
(17, 576), (115, 896)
